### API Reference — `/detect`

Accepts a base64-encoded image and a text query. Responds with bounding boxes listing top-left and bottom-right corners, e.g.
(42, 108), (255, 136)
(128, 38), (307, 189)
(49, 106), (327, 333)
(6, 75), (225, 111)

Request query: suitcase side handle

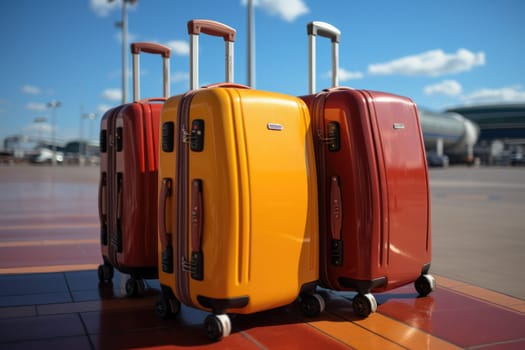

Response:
(330, 176), (343, 266)
(159, 178), (173, 273)
(307, 21), (341, 94)
(202, 82), (249, 89)
(98, 173), (106, 224)
(187, 19), (236, 90)
(131, 42), (171, 101)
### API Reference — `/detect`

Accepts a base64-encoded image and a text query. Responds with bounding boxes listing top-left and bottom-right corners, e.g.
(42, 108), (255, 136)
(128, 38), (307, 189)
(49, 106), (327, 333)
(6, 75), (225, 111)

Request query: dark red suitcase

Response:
(98, 42), (171, 296)
(301, 22), (436, 317)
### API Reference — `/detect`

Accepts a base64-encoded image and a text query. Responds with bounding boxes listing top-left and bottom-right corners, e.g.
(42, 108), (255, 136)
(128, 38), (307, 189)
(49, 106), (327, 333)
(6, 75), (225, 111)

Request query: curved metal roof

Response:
(446, 104), (525, 140)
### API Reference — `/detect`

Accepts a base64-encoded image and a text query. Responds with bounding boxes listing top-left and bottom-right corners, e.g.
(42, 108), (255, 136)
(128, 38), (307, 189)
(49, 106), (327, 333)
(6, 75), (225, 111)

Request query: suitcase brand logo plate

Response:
(267, 123), (283, 131)
(393, 123), (405, 130)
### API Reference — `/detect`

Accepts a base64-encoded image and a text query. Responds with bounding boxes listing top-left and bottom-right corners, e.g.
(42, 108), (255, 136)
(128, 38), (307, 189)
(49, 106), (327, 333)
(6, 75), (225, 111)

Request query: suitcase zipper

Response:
(175, 91), (198, 308)
(329, 176), (343, 266)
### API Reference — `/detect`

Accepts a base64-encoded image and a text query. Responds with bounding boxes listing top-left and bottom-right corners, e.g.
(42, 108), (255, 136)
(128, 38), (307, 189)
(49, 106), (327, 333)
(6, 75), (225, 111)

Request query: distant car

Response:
(30, 147), (64, 164)
(426, 151), (449, 168)
(511, 152), (525, 166)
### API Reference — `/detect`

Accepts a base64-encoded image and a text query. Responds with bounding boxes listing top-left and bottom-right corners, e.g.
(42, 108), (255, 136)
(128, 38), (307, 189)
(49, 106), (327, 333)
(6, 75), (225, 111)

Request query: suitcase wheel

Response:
(155, 295), (181, 319)
(204, 314), (231, 342)
(415, 274), (436, 297)
(97, 264), (114, 284)
(125, 277), (145, 297)
(352, 293), (377, 318)
(300, 293), (326, 317)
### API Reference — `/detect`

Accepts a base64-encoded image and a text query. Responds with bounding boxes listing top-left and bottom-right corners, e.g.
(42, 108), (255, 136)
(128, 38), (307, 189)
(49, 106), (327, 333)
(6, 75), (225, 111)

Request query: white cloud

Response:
(90, 0), (137, 17)
(98, 104), (113, 114)
(26, 102), (47, 111)
(21, 85), (42, 95)
(242, 0), (308, 22)
(461, 85), (525, 104)
(330, 68), (364, 82)
(90, 0), (120, 17)
(165, 40), (190, 56)
(369, 49), (485, 77)
(424, 80), (463, 96)
(102, 88), (122, 101)
(172, 71), (190, 83)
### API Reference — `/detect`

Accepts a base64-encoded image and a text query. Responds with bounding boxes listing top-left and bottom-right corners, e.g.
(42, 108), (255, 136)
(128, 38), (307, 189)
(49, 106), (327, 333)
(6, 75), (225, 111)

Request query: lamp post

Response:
(247, 0), (255, 88)
(80, 112), (96, 157)
(47, 100), (61, 166)
(33, 117), (47, 143)
(109, 0), (137, 105)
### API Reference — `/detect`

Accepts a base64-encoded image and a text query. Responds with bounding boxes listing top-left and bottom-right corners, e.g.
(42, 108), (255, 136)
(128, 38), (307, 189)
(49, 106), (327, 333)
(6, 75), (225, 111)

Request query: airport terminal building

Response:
(2, 104), (525, 166)
(446, 104), (525, 165)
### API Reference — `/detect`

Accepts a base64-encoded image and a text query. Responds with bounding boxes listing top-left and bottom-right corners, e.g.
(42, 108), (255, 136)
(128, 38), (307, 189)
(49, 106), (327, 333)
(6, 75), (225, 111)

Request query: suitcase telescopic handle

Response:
(187, 19), (236, 90)
(130, 42), (171, 101)
(307, 21), (341, 94)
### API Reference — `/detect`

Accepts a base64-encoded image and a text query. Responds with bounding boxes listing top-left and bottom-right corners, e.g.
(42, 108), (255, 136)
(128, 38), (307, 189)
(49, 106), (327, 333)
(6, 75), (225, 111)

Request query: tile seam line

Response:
(63, 271), (75, 305)
(373, 309), (463, 349)
(303, 321), (358, 349)
(0, 264), (99, 274)
(0, 305), (38, 320)
(446, 288), (525, 315)
(0, 334), (91, 347)
(239, 330), (270, 350)
(0, 239), (99, 247)
(77, 312), (96, 350)
(465, 337), (525, 349)
(308, 310), (409, 350)
(328, 308), (444, 350)
(0, 223), (99, 231)
(436, 282), (525, 314)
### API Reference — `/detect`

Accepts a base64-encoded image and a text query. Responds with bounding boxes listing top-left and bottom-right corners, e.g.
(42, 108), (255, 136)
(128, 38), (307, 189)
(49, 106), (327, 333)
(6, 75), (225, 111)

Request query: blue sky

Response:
(1, 0), (524, 144)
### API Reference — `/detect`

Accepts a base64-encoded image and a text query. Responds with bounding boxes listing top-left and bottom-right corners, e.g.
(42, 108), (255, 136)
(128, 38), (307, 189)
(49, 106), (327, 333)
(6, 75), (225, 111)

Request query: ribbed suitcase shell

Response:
(158, 86), (319, 315)
(99, 101), (161, 278)
(98, 42), (170, 290)
(301, 88), (431, 293)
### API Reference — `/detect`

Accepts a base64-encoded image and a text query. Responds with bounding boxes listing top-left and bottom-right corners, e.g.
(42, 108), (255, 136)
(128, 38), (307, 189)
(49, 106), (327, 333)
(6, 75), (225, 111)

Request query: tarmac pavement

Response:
(429, 166), (525, 300)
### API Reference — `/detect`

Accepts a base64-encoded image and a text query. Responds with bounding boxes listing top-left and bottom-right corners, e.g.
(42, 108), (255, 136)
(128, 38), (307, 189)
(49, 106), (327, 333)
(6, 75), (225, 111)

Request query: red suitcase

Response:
(301, 22), (436, 317)
(98, 42), (171, 296)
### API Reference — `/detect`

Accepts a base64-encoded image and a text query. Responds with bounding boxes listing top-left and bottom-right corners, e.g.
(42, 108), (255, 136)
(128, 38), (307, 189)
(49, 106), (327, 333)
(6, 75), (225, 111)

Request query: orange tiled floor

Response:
(1, 271), (524, 349)
(0, 166), (524, 349)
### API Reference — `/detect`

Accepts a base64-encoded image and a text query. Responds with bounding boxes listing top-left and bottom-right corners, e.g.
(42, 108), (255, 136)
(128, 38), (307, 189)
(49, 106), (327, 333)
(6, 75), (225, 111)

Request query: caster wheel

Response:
(300, 293), (326, 317)
(415, 274), (436, 297)
(204, 314), (231, 342)
(352, 293), (377, 318)
(97, 264), (114, 283)
(125, 278), (145, 297)
(155, 296), (181, 319)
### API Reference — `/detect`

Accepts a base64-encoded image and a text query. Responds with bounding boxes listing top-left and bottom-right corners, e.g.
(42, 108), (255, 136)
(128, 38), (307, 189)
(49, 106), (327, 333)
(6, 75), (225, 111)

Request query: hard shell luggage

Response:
(300, 22), (436, 317)
(156, 19), (324, 341)
(98, 42), (171, 296)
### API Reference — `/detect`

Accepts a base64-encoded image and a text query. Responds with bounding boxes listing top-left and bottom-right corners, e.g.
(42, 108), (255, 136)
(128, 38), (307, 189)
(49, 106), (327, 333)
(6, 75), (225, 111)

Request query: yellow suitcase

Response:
(156, 19), (324, 341)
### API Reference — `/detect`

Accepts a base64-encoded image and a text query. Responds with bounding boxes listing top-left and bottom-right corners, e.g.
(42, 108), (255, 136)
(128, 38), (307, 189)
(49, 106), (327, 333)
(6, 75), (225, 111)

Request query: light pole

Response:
(80, 113), (96, 157)
(247, 0), (255, 88)
(47, 100), (61, 166)
(33, 117), (47, 143)
(109, 0), (137, 105)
